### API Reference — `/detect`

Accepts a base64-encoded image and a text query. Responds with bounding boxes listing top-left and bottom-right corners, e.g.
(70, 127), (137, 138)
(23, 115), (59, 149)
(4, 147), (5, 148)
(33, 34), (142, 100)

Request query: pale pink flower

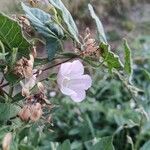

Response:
(57, 60), (92, 102)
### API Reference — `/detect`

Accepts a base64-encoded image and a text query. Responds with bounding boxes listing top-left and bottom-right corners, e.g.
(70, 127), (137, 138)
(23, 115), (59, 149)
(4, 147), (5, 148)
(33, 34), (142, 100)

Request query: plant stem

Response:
(39, 56), (76, 73)
(9, 86), (14, 97)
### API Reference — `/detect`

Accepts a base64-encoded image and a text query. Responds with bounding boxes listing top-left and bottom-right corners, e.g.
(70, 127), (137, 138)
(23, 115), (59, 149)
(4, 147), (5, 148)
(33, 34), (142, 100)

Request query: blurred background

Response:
(0, 0), (150, 149)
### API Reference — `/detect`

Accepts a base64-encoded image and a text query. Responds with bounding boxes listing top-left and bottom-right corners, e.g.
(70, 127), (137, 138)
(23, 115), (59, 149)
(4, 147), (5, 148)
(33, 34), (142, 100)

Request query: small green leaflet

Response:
(124, 39), (132, 76)
(100, 42), (123, 71)
(85, 137), (115, 150)
(48, 0), (80, 43)
(88, 4), (107, 43)
(0, 103), (20, 121)
(57, 140), (71, 150)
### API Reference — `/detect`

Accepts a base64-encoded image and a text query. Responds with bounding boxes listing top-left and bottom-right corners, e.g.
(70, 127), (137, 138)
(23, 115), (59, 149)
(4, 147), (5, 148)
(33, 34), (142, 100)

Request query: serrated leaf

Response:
(100, 42), (123, 71)
(0, 103), (20, 121)
(48, 0), (80, 43)
(91, 136), (115, 150)
(0, 13), (30, 57)
(124, 39), (132, 75)
(88, 4), (107, 43)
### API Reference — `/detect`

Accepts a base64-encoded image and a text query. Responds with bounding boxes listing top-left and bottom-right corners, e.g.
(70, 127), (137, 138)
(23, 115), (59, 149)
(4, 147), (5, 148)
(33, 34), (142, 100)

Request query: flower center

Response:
(63, 77), (71, 87)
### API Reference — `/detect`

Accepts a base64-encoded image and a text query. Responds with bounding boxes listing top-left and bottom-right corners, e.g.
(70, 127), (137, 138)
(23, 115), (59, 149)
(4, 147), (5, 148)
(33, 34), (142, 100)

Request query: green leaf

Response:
(0, 103), (20, 121)
(91, 136), (115, 150)
(0, 13), (30, 57)
(124, 39), (132, 75)
(142, 69), (150, 80)
(88, 4), (107, 43)
(57, 140), (71, 150)
(21, 3), (63, 38)
(19, 145), (34, 150)
(0, 52), (8, 60)
(18, 127), (30, 142)
(46, 38), (61, 60)
(0, 126), (9, 140)
(48, 0), (80, 43)
(4, 71), (21, 84)
(13, 92), (24, 102)
(21, 3), (63, 61)
(0, 40), (8, 60)
(100, 42), (123, 71)
(140, 140), (150, 150)
(31, 130), (40, 146)
(48, 73), (57, 81)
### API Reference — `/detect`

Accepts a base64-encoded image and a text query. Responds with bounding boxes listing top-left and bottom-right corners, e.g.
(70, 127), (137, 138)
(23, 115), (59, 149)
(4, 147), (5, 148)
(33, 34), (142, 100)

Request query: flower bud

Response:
(30, 103), (42, 122)
(86, 38), (95, 45)
(21, 87), (30, 97)
(18, 105), (31, 121)
(2, 133), (12, 150)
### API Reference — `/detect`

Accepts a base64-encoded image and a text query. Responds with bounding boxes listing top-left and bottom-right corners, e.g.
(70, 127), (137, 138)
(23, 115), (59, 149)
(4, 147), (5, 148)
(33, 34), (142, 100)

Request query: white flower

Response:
(57, 60), (92, 102)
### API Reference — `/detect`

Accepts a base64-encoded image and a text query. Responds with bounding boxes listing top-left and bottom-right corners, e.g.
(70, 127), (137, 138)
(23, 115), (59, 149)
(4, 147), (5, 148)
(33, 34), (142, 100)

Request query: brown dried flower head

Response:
(19, 103), (42, 122)
(2, 133), (12, 150)
(18, 105), (31, 121)
(77, 28), (99, 58)
(30, 103), (43, 122)
(14, 54), (34, 78)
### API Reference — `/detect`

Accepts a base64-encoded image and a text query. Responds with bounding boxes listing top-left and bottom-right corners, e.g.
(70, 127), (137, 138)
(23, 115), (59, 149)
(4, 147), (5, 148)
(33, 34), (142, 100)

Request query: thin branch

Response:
(1, 55), (79, 88)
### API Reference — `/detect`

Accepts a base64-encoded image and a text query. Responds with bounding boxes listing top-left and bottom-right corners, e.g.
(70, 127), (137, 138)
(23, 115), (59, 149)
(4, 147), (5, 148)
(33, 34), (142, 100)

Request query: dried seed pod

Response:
(18, 105), (31, 121)
(14, 54), (34, 78)
(2, 133), (12, 150)
(30, 103), (42, 122)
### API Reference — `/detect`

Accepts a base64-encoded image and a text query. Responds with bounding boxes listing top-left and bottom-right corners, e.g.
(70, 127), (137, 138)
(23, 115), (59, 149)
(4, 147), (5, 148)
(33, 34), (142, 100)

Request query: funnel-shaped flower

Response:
(57, 60), (92, 102)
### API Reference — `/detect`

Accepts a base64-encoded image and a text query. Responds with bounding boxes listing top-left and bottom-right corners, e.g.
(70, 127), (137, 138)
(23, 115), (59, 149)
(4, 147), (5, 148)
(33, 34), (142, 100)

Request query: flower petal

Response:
(70, 60), (84, 76)
(68, 74), (92, 90)
(59, 62), (72, 76)
(70, 89), (86, 102)
(60, 86), (76, 96)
